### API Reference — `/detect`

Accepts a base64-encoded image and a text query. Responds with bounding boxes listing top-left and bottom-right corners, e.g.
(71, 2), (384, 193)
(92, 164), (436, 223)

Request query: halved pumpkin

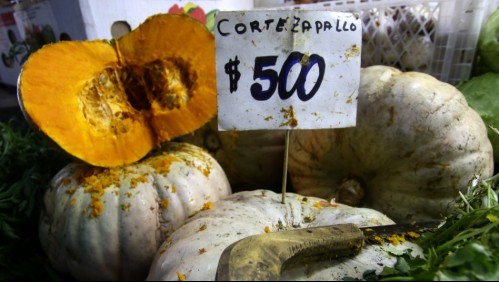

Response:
(18, 14), (216, 167)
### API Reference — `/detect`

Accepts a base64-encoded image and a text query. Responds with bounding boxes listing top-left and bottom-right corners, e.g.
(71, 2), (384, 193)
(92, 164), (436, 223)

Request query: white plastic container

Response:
(283, 0), (498, 85)
(47, 0), (254, 41)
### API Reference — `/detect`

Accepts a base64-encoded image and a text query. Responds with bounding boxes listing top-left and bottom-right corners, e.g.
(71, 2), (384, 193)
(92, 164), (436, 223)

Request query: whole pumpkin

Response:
(39, 142), (231, 281)
(288, 65), (494, 223)
(146, 190), (423, 281)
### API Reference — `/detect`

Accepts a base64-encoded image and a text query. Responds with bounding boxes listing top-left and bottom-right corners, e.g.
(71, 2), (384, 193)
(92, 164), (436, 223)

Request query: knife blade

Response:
(215, 221), (439, 281)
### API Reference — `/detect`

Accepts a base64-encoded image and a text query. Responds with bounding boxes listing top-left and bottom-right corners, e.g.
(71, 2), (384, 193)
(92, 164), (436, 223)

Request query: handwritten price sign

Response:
(215, 10), (361, 131)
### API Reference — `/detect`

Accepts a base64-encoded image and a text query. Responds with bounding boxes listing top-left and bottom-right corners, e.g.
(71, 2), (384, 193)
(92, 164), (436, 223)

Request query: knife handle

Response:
(216, 223), (364, 281)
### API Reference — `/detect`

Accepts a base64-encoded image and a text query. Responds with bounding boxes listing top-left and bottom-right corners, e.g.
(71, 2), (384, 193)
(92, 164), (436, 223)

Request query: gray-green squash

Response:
(147, 190), (423, 281)
(39, 142), (231, 281)
(288, 65), (494, 223)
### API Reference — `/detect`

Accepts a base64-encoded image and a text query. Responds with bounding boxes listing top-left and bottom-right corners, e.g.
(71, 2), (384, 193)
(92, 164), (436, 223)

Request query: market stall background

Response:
(0, 0), (498, 281)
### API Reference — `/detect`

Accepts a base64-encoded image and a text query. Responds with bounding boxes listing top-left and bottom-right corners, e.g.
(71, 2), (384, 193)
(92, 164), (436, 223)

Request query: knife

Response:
(215, 221), (439, 281)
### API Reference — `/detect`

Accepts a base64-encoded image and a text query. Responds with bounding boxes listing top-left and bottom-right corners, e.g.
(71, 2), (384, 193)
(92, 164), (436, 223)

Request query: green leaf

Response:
(444, 242), (489, 268)
(393, 256), (411, 274)
(380, 245), (407, 256)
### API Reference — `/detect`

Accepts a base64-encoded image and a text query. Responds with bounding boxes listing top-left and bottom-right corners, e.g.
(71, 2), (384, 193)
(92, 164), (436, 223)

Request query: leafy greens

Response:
(0, 119), (71, 281)
(358, 173), (499, 281)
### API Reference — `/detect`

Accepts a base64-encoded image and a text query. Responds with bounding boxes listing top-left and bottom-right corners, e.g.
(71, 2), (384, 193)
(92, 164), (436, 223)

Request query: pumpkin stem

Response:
(337, 178), (366, 207)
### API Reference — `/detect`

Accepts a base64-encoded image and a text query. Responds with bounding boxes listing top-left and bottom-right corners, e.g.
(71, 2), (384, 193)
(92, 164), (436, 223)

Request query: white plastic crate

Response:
(47, 0), (254, 41)
(283, 0), (497, 85)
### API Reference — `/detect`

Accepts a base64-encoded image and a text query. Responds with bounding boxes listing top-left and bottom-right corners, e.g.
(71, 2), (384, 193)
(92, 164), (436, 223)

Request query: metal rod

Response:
(281, 130), (290, 204)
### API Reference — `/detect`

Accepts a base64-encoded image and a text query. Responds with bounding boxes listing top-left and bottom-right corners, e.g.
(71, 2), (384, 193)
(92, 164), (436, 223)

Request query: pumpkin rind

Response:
(288, 65), (494, 222)
(116, 14), (217, 143)
(39, 142), (231, 281)
(146, 190), (423, 281)
(18, 14), (216, 167)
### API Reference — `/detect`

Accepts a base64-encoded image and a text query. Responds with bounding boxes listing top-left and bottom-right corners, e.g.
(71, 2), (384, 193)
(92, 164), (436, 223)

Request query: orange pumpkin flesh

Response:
(18, 14), (216, 167)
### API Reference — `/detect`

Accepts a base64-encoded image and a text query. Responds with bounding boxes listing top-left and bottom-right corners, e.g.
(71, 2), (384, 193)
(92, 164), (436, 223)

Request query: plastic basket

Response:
(284, 0), (498, 85)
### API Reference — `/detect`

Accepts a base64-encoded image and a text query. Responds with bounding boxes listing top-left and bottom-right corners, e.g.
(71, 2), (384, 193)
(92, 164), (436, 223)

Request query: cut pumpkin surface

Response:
(18, 14), (216, 167)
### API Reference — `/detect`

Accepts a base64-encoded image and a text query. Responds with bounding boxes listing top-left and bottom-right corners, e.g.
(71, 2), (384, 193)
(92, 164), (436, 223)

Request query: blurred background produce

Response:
(459, 9), (499, 169)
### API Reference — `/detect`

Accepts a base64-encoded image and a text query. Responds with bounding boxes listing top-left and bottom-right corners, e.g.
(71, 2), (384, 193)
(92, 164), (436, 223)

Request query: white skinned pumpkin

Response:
(39, 142), (231, 281)
(147, 190), (423, 281)
(288, 65), (494, 223)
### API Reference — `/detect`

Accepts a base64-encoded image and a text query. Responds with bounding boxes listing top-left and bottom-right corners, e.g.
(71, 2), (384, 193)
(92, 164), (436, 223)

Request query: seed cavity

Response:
(79, 57), (194, 135)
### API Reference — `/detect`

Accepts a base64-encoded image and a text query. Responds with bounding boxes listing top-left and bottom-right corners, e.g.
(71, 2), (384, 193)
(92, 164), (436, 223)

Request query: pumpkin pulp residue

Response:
(344, 44), (360, 61)
(264, 226), (272, 233)
(73, 153), (177, 218)
(75, 167), (121, 218)
(163, 143), (213, 177)
(66, 143), (213, 218)
(176, 271), (186, 281)
(280, 105), (298, 127)
(201, 202), (213, 210)
(366, 231), (421, 246)
(70, 145), (213, 218)
(386, 234), (406, 246)
(160, 198), (170, 209)
(79, 57), (194, 135)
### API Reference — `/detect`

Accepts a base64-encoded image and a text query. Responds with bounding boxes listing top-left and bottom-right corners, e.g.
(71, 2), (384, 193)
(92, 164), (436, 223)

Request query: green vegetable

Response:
(475, 9), (499, 74)
(457, 72), (499, 165)
(356, 173), (499, 281)
(0, 119), (70, 280)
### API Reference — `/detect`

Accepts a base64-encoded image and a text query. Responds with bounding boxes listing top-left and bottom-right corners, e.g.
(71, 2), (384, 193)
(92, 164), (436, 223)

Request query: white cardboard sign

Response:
(215, 10), (361, 131)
